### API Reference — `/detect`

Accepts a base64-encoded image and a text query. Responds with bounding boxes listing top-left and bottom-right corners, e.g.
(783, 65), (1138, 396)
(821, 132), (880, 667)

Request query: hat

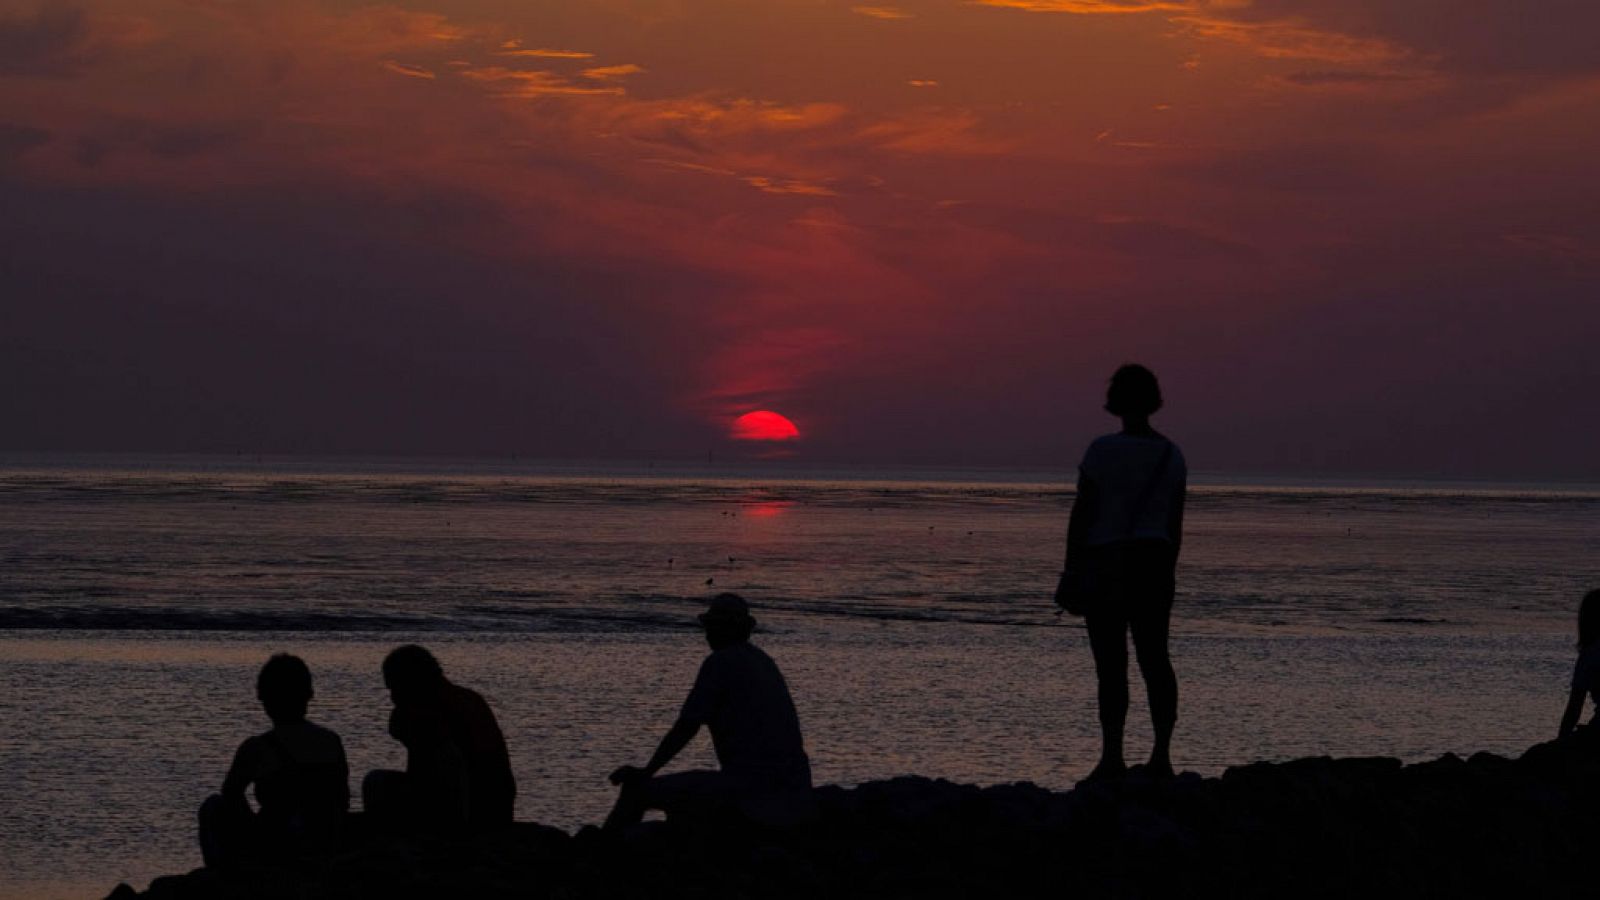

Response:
(698, 593), (757, 630)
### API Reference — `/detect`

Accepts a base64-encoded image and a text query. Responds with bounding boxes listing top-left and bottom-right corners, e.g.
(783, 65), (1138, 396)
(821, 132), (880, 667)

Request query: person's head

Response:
(383, 644), (445, 704)
(1105, 364), (1163, 421)
(1580, 590), (1600, 650)
(257, 653), (313, 724)
(698, 593), (756, 649)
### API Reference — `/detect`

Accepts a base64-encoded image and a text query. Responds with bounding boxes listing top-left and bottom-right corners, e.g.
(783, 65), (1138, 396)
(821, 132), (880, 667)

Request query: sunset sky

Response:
(3, 1), (1598, 476)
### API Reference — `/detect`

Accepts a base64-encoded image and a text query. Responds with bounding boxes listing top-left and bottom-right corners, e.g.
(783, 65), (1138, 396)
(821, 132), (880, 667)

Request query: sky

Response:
(2, 0), (1598, 477)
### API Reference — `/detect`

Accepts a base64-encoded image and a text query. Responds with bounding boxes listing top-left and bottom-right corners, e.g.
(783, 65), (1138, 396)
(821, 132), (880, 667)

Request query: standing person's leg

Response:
(1129, 559), (1178, 777)
(1084, 608), (1130, 779)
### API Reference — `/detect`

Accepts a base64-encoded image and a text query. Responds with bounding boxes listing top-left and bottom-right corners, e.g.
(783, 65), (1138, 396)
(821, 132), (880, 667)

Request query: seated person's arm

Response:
(220, 737), (257, 802)
(611, 715), (701, 785)
(643, 716), (702, 779)
(611, 667), (714, 784)
(1559, 685), (1587, 738)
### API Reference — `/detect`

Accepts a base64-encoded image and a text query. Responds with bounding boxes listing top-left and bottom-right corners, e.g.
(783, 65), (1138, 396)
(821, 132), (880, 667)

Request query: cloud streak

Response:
(3, 0), (1598, 474)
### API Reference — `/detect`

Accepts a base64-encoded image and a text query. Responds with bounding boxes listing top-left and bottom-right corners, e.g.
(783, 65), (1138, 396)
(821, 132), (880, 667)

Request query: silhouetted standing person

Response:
(199, 654), (349, 867)
(605, 594), (812, 830)
(363, 645), (516, 832)
(1559, 590), (1600, 737)
(1056, 364), (1187, 781)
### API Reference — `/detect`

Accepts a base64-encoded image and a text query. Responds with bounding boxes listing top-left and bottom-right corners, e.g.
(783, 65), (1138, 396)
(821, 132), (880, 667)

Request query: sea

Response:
(2, 454), (1598, 898)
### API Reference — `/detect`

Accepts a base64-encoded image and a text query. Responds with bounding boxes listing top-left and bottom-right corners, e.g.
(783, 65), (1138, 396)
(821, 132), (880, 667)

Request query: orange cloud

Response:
(973, 0), (1426, 77)
(459, 67), (625, 97)
(382, 60), (436, 80)
(852, 6), (915, 19)
(858, 110), (1011, 155)
(498, 47), (595, 59)
(582, 63), (645, 81)
(314, 7), (475, 53)
(972, 0), (1201, 13)
(1173, 15), (1416, 66)
(742, 175), (838, 196)
(629, 99), (850, 134)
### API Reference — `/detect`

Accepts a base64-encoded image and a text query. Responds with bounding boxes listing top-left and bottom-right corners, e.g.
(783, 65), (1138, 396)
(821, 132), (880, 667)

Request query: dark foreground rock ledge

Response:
(109, 729), (1600, 899)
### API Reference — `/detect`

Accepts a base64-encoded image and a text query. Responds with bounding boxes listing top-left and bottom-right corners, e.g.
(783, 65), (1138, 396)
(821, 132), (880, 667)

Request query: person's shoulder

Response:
(442, 679), (480, 701)
(1085, 432), (1125, 453)
(301, 719), (346, 748)
(447, 681), (496, 715)
(237, 733), (267, 759)
(1159, 434), (1187, 468)
(1080, 433), (1125, 466)
(686, 651), (729, 700)
(700, 645), (751, 678)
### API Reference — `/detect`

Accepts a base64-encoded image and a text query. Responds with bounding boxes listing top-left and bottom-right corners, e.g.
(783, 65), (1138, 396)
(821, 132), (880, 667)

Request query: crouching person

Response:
(605, 594), (814, 831)
(200, 654), (349, 867)
(363, 645), (516, 834)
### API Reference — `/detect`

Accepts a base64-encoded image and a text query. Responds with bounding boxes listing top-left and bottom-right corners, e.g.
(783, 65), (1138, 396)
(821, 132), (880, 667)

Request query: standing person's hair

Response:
(1104, 364), (1163, 418)
(1580, 590), (1600, 650)
(257, 653), (314, 721)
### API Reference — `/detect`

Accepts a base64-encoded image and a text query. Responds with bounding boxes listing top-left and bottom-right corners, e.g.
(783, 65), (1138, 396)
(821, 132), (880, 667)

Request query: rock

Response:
(110, 733), (1600, 899)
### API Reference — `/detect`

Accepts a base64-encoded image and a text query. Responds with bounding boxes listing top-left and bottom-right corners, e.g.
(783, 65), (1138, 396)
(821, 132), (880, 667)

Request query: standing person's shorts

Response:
(1096, 539), (1176, 610)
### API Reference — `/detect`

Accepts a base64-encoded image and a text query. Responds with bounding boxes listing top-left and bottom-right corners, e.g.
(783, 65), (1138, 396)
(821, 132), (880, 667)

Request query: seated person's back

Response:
(227, 718), (349, 833)
(370, 644), (516, 831)
(201, 654), (349, 867)
(389, 676), (516, 827)
(685, 641), (810, 789)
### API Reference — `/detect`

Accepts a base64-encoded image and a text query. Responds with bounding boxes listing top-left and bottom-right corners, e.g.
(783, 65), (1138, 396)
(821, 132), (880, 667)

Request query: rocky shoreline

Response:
(108, 727), (1600, 899)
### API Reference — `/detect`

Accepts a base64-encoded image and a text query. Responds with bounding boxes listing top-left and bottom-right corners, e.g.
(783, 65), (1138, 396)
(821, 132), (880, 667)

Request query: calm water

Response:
(2, 456), (1598, 897)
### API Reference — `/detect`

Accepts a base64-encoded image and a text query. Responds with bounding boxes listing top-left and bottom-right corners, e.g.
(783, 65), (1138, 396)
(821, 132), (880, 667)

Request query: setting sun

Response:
(730, 410), (801, 442)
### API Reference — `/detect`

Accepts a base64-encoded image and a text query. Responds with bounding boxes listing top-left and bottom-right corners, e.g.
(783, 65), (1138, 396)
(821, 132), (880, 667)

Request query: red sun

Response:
(731, 410), (801, 442)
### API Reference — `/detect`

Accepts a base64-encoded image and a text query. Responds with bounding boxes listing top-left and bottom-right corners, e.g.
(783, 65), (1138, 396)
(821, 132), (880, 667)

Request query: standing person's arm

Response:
(1559, 685), (1587, 737)
(1065, 473), (1098, 569)
(1055, 473), (1098, 607)
(1168, 465), (1186, 561)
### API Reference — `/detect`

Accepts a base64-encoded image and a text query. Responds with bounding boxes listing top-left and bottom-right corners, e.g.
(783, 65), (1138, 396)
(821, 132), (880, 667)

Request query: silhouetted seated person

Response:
(1559, 589), (1600, 738)
(363, 645), (516, 833)
(605, 593), (813, 831)
(199, 654), (349, 868)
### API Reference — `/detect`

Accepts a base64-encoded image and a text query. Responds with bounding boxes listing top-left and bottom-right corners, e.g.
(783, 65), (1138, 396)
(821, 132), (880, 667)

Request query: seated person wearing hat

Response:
(605, 593), (813, 830)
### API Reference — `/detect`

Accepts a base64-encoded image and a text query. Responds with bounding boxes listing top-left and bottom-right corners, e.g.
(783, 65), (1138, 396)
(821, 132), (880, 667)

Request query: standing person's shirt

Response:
(680, 643), (811, 789)
(1574, 644), (1600, 708)
(222, 719), (349, 836)
(1079, 433), (1186, 547)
